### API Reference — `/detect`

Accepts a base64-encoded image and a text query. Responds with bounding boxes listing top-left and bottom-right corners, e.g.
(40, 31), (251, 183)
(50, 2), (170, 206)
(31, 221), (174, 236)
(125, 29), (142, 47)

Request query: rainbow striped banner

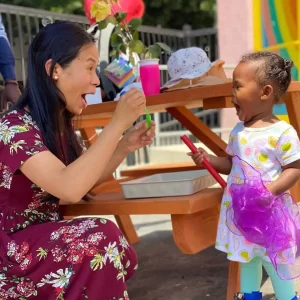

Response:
(273, 104), (290, 123)
(253, 0), (300, 123)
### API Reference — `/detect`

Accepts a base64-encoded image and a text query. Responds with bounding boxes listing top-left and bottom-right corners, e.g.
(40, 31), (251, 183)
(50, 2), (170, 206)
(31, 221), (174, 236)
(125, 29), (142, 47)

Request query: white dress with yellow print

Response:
(215, 121), (300, 263)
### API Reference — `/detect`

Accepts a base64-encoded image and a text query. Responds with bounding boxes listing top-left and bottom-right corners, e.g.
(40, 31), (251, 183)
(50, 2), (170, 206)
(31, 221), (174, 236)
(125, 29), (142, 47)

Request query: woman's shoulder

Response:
(1, 109), (39, 131)
(0, 109), (43, 146)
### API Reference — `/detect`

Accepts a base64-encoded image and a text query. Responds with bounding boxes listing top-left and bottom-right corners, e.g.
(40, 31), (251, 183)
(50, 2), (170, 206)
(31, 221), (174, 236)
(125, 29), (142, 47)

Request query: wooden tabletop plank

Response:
(60, 188), (223, 216)
(78, 82), (300, 120)
(80, 83), (233, 119)
(120, 162), (199, 177)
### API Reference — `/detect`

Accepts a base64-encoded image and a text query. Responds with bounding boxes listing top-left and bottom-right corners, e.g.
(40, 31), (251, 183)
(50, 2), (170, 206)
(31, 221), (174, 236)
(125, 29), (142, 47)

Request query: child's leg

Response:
(262, 260), (295, 300)
(240, 257), (263, 293)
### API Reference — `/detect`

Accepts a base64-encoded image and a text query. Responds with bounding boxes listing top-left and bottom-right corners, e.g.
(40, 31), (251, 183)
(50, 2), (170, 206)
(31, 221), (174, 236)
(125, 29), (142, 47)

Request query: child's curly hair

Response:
(240, 52), (293, 102)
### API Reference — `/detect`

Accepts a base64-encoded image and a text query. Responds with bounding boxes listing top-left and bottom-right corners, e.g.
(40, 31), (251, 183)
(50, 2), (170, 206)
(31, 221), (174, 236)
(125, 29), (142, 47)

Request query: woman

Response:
(0, 21), (155, 299)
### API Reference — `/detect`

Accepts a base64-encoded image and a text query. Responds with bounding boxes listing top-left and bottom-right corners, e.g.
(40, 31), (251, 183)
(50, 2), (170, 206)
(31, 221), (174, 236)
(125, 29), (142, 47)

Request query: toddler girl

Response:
(189, 52), (300, 300)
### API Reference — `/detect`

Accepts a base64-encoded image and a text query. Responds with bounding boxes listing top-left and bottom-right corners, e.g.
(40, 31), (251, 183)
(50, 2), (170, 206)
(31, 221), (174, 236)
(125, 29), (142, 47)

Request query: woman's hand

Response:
(111, 88), (146, 131)
(119, 120), (156, 153)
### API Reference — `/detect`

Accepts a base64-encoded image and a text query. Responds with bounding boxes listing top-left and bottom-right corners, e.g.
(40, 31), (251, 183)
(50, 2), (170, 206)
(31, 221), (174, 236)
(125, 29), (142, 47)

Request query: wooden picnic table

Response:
(65, 81), (300, 299)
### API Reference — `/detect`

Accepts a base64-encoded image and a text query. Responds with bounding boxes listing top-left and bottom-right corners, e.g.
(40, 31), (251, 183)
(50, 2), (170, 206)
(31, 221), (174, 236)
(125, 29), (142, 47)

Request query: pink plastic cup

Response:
(139, 59), (161, 96)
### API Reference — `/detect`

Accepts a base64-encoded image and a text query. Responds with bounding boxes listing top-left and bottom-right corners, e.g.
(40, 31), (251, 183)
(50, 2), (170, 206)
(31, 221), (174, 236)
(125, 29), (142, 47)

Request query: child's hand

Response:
(187, 147), (210, 166)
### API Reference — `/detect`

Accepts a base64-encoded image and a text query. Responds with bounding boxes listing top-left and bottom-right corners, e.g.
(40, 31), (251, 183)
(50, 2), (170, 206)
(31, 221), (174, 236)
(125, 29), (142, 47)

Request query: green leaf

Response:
(114, 25), (122, 34)
(129, 54), (136, 66)
(147, 44), (161, 58)
(128, 18), (142, 31)
(109, 49), (117, 57)
(110, 33), (123, 48)
(144, 51), (150, 59)
(120, 44), (127, 55)
(106, 16), (118, 25)
(98, 19), (108, 30)
(132, 31), (139, 41)
(129, 40), (145, 55)
(155, 42), (172, 54)
(100, 218), (107, 224)
(115, 12), (127, 23)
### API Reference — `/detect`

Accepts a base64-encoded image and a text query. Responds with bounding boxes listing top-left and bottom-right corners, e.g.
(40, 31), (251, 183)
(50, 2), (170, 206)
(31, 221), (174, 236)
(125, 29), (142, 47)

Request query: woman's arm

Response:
(20, 90), (145, 204)
(21, 121), (125, 204)
(92, 142), (129, 187)
(92, 120), (156, 187)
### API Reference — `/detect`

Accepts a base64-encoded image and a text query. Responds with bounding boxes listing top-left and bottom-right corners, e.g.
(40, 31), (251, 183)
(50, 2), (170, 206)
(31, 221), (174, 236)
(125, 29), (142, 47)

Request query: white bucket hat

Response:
(162, 47), (214, 90)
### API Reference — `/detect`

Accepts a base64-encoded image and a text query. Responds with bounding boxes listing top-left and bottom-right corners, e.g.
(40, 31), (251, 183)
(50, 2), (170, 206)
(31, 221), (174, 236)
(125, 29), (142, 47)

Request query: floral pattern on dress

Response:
(0, 110), (137, 299)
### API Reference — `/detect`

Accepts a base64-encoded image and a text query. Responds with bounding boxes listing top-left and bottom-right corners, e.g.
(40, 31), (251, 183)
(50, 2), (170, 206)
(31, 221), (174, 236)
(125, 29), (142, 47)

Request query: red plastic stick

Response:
(181, 135), (227, 188)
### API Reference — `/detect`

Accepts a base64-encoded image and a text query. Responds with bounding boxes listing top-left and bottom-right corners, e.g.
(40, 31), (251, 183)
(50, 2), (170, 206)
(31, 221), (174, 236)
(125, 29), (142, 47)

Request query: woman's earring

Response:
(54, 75), (58, 80)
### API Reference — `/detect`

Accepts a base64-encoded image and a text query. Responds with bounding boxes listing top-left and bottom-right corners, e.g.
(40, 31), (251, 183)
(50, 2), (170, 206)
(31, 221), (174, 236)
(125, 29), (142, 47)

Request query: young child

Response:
(189, 52), (300, 300)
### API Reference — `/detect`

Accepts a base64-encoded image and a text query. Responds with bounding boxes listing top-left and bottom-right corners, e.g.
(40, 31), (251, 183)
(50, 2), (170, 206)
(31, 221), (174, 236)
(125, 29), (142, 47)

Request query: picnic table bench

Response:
(62, 81), (300, 299)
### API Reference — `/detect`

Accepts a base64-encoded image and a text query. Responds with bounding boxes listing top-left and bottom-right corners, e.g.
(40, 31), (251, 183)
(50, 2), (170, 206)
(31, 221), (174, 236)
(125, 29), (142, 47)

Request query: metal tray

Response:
(120, 170), (216, 199)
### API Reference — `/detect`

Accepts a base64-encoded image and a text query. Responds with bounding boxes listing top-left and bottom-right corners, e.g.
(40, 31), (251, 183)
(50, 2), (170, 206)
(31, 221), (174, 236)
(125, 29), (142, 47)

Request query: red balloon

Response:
(84, 0), (145, 25)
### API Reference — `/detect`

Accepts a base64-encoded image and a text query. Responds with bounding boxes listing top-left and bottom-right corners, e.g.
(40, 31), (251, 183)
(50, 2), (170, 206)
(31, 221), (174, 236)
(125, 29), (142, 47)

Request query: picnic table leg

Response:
(285, 91), (300, 202)
(115, 215), (140, 245)
(79, 127), (140, 245)
(171, 206), (220, 254)
(167, 106), (228, 157)
(226, 261), (240, 300)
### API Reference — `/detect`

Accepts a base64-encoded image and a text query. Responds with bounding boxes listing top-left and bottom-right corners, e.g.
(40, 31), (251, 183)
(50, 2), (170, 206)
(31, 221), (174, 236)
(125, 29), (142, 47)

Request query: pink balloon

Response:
(84, 0), (145, 25)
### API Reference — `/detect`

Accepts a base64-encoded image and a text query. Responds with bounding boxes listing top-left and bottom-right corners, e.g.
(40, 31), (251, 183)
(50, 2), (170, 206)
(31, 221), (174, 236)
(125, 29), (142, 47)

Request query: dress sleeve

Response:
(0, 114), (48, 173)
(275, 126), (300, 166)
(226, 134), (234, 156)
(226, 123), (242, 156)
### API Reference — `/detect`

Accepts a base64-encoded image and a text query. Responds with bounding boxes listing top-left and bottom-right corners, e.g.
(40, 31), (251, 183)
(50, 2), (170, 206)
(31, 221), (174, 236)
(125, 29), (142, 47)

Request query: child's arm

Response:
(188, 148), (232, 175)
(209, 154), (232, 175)
(267, 160), (300, 195)
(267, 126), (300, 195)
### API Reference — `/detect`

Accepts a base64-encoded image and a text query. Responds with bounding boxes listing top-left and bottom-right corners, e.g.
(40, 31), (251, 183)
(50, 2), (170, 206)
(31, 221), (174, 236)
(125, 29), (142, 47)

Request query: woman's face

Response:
(53, 43), (100, 115)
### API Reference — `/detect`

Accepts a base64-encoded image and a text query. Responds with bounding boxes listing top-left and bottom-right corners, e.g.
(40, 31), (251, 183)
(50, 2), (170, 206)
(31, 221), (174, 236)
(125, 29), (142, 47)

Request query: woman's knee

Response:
(94, 218), (138, 279)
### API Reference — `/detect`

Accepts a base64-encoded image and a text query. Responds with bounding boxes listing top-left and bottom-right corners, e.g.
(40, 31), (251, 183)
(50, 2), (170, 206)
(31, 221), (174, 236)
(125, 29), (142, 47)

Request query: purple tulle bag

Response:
(227, 156), (300, 280)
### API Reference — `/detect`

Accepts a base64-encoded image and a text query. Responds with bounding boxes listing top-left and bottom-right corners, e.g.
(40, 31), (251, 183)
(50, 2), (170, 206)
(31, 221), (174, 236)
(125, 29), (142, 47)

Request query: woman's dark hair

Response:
(15, 21), (95, 202)
(240, 52), (293, 101)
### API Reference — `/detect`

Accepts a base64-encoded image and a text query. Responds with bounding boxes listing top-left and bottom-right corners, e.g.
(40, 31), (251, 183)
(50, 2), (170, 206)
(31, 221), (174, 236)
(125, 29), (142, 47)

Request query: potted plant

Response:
(90, 0), (172, 66)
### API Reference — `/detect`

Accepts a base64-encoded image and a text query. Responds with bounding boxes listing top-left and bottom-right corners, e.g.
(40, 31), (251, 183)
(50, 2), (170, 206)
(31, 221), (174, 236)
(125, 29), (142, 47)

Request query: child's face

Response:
(232, 61), (270, 122)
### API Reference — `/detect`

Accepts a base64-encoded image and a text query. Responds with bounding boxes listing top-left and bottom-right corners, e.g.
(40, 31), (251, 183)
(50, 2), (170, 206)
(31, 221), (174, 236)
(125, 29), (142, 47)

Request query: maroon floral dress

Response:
(0, 109), (137, 299)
